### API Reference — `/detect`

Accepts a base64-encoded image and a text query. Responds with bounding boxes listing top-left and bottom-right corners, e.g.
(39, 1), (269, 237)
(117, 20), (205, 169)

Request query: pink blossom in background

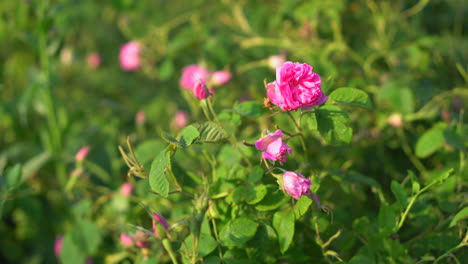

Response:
(282, 171), (312, 199)
(268, 55), (286, 70)
(255, 130), (292, 165)
(136, 111), (146, 125)
(119, 41), (141, 71)
(152, 220), (160, 238)
(180, 65), (211, 90)
(120, 233), (134, 247)
(266, 61), (327, 111)
(152, 213), (169, 230)
(193, 79), (209, 100)
(54, 236), (63, 257)
(133, 232), (150, 248)
(387, 113), (402, 127)
(211, 71), (231, 85)
(75, 146), (90, 162)
(120, 182), (133, 196)
(87, 53), (101, 69)
(85, 257), (93, 264)
(175, 110), (188, 128)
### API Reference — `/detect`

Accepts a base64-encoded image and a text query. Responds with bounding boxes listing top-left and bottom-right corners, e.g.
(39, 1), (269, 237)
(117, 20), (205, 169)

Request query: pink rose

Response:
(54, 236), (63, 257)
(210, 71), (231, 86)
(180, 65), (211, 90)
(175, 110), (188, 128)
(119, 41), (141, 71)
(152, 213), (169, 230)
(87, 53), (101, 69)
(255, 130), (292, 165)
(120, 182), (133, 197)
(193, 79), (210, 100)
(75, 146), (90, 162)
(136, 111), (146, 125)
(133, 232), (150, 248)
(120, 233), (134, 247)
(282, 171), (311, 199)
(266, 61), (327, 111)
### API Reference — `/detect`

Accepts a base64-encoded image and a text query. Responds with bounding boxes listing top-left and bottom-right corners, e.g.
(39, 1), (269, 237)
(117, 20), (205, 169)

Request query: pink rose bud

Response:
(268, 55), (286, 70)
(152, 213), (169, 230)
(87, 53), (101, 69)
(133, 232), (150, 248)
(282, 171), (312, 199)
(175, 110), (188, 128)
(136, 111), (146, 125)
(266, 61), (327, 111)
(75, 146), (90, 162)
(255, 130), (292, 164)
(54, 236), (63, 257)
(180, 65), (211, 90)
(120, 182), (133, 196)
(193, 79), (210, 100)
(210, 71), (231, 86)
(120, 233), (134, 247)
(152, 220), (160, 238)
(387, 113), (402, 127)
(119, 41), (141, 71)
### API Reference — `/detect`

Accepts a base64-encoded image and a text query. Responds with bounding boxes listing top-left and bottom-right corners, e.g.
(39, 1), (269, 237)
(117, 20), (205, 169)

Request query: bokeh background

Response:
(1, 0), (467, 263)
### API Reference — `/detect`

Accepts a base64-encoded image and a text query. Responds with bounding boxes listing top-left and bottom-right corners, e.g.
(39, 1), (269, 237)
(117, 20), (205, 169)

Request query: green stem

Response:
(287, 112), (307, 152)
(162, 239), (179, 264)
(397, 128), (428, 177)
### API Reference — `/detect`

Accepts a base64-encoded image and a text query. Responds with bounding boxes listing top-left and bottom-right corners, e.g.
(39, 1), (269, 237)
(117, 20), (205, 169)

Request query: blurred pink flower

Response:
(180, 65), (211, 90)
(136, 111), (146, 125)
(152, 213), (169, 230)
(120, 233), (134, 247)
(255, 130), (292, 165)
(282, 171), (311, 199)
(211, 71), (231, 86)
(266, 61), (327, 111)
(85, 257), (93, 264)
(133, 232), (150, 248)
(175, 110), (188, 128)
(75, 146), (90, 162)
(54, 236), (63, 257)
(87, 53), (101, 69)
(119, 41), (141, 71)
(193, 79), (210, 100)
(120, 182), (133, 197)
(255, 129), (283, 150)
(387, 113), (402, 127)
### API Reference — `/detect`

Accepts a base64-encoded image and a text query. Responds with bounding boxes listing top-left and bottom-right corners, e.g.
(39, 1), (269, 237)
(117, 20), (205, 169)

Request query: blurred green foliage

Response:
(0, 0), (467, 263)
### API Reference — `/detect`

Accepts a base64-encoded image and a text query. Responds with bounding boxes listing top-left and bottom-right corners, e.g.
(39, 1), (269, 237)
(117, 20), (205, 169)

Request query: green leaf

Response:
(449, 207), (468, 227)
(246, 184), (268, 205)
(294, 195), (313, 218)
(60, 219), (101, 264)
(184, 233), (217, 257)
(273, 211), (295, 253)
(220, 218), (258, 246)
(6, 164), (22, 188)
(408, 170), (420, 194)
(232, 186), (256, 204)
(135, 140), (167, 165)
(161, 132), (184, 147)
(315, 104), (353, 145)
(327, 87), (372, 109)
(21, 152), (50, 182)
(248, 166), (264, 183)
(178, 125), (200, 147)
(149, 150), (171, 197)
(378, 203), (397, 235)
(255, 185), (287, 211)
(60, 234), (86, 264)
(193, 122), (228, 143)
(391, 180), (408, 209)
(234, 101), (263, 117)
(415, 123), (446, 158)
(158, 58), (174, 80)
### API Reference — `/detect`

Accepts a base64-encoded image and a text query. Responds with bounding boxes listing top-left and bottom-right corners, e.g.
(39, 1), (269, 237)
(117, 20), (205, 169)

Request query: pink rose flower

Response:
(133, 232), (150, 248)
(211, 71), (231, 86)
(193, 79), (210, 100)
(87, 53), (101, 69)
(255, 130), (292, 165)
(266, 61), (327, 111)
(136, 111), (146, 125)
(120, 182), (133, 197)
(180, 65), (211, 90)
(120, 233), (134, 247)
(152, 213), (169, 230)
(75, 146), (90, 162)
(54, 236), (63, 257)
(119, 41), (141, 71)
(175, 110), (188, 128)
(282, 171), (312, 199)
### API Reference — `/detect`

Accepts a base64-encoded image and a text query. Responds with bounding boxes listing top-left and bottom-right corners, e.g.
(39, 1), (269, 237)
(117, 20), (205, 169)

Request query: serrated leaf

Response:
(294, 195), (313, 218)
(328, 87), (372, 109)
(178, 125), (199, 147)
(391, 180), (408, 209)
(273, 211), (295, 253)
(246, 185), (268, 205)
(193, 122), (228, 143)
(161, 132), (184, 147)
(234, 101), (263, 117)
(135, 140), (167, 165)
(315, 104), (352, 145)
(248, 166), (264, 183)
(449, 207), (468, 227)
(378, 203), (396, 235)
(415, 123), (446, 158)
(220, 218), (258, 246)
(255, 186), (287, 211)
(149, 150), (171, 197)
